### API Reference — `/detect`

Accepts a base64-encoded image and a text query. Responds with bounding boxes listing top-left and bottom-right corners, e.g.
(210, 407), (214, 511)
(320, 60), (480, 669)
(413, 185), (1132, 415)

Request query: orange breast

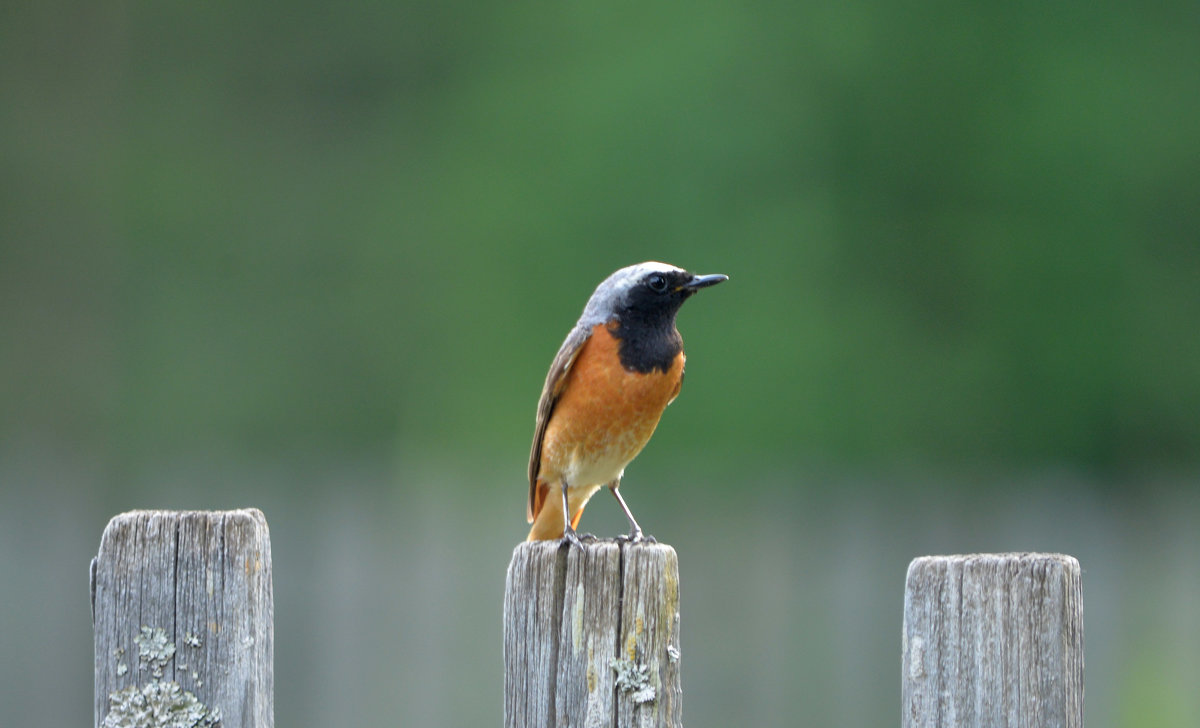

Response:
(540, 323), (684, 487)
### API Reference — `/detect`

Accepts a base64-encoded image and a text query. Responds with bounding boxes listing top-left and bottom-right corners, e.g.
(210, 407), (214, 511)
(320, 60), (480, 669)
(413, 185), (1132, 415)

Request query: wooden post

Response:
(91, 509), (274, 728)
(902, 553), (1083, 728)
(504, 540), (682, 728)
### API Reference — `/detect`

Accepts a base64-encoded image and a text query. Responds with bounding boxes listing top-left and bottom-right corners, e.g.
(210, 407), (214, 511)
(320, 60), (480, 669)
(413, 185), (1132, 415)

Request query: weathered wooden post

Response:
(91, 509), (274, 728)
(902, 553), (1083, 728)
(504, 540), (682, 728)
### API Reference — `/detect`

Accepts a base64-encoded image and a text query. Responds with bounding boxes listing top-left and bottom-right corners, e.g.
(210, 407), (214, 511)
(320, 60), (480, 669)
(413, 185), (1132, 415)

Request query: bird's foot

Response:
(561, 526), (586, 551)
(615, 529), (656, 545)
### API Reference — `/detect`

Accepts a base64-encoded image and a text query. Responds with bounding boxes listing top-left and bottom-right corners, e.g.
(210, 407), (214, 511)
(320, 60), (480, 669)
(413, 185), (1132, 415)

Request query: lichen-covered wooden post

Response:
(91, 509), (274, 728)
(902, 553), (1083, 728)
(504, 540), (682, 728)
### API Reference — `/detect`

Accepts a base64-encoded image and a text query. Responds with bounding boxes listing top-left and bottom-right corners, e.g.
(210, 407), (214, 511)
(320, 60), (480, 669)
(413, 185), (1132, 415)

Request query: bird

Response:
(526, 261), (727, 544)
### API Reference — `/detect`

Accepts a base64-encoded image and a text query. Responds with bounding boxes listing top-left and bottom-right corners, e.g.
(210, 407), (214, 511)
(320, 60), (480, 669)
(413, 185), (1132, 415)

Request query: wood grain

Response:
(92, 509), (274, 728)
(504, 540), (681, 728)
(902, 553), (1083, 728)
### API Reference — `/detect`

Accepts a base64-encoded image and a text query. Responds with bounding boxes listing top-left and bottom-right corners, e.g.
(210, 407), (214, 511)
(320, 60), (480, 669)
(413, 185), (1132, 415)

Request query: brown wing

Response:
(527, 325), (592, 522)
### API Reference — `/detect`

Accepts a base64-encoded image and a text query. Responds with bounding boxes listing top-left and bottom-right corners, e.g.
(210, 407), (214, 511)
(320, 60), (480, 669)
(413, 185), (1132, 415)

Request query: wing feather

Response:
(527, 325), (592, 522)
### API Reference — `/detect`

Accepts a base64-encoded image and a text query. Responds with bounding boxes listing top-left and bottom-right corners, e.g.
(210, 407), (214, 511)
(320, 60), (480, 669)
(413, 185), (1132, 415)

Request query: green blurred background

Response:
(3, 1), (1199, 725)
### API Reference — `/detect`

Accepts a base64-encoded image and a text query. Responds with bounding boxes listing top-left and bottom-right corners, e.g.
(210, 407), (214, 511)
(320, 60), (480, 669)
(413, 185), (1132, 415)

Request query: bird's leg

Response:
(561, 480), (584, 550)
(608, 479), (651, 543)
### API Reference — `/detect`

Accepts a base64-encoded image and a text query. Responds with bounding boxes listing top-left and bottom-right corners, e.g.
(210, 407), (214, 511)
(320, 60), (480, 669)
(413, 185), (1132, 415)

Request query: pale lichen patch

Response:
(103, 626), (220, 727)
(102, 681), (221, 728)
(136, 626), (176, 679)
(612, 657), (656, 705)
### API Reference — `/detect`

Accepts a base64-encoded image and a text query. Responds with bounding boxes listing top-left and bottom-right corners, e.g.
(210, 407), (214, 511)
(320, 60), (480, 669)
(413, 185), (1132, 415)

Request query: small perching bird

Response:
(526, 262), (727, 545)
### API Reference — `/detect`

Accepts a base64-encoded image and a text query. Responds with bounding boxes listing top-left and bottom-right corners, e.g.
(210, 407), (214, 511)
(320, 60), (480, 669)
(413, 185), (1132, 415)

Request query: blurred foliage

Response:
(2, 0), (1198, 477)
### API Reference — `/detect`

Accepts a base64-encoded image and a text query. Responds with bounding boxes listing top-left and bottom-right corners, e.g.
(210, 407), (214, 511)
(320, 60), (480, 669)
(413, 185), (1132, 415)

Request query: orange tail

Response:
(526, 481), (594, 541)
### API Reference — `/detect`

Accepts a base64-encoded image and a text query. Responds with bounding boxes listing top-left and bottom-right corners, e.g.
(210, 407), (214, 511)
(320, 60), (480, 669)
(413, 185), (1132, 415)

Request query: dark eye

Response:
(647, 273), (668, 293)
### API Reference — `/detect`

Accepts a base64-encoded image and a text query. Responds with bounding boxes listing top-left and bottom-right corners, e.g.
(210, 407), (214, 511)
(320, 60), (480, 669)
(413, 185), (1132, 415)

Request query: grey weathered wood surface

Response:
(504, 540), (682, 728)
(91, 509), (274, 728)
(902, 553), (1083, 728)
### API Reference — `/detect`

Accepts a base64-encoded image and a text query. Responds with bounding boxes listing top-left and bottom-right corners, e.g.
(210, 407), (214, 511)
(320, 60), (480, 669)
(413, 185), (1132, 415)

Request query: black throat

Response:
(610, 310), (683, 373)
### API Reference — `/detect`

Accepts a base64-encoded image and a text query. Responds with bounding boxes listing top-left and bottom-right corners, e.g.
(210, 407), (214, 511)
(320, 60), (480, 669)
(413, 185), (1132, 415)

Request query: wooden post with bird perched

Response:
(90, 509), (274, 728)
(506, 263), (721, 726)
(503, 539), (682, 728)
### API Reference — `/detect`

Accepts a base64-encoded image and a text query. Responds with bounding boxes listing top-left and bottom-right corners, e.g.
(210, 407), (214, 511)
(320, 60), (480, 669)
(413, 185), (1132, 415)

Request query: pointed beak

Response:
(681, 273), (729, 291)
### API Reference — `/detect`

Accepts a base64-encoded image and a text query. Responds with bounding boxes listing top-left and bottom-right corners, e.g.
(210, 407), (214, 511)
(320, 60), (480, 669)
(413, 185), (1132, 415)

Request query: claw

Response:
(608, 480), (649, 544)
(562, 525), (586, 551)
(615, 528), (658, 545)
